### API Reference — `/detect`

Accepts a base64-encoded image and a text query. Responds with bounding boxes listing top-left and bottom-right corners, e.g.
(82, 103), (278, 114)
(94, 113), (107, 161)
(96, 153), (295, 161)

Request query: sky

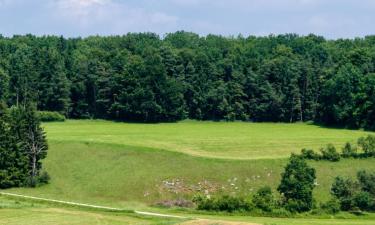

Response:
(0, 0), (374, 39)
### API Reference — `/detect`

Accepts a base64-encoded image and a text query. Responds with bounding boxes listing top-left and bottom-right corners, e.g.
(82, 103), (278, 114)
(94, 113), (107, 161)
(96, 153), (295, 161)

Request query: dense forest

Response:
(0, 32), (375, 128)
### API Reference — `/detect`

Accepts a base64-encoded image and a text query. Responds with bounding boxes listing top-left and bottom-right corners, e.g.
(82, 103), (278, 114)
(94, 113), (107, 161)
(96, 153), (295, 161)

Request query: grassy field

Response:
(43, 120), (372, 159)
(3, 120), (375, 224)
(0, 196), (184, 225)
(1, 195), (374, 225)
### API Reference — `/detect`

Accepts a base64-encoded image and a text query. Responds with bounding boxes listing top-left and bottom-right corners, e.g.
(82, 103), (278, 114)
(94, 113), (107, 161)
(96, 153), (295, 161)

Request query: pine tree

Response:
(0, 103), (28, 188)
(10, 104), (48, 186)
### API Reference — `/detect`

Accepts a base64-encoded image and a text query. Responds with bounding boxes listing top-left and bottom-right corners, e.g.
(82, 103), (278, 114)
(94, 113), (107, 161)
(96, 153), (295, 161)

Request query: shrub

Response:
(320, 198), (341, 214)
(37, 171), (50, 185)
(320, 144), (340, 162)
(193, 195), (253, 212)
(353, 192), (373, 211)
(357, 170), (375, 196)
(300, 148), (320, 160)
(252, 186), (274, 212)
(341, 142), (358, 158)
(331, 176), (359, 211)
(331, 171), (375, 212)
(216, 195), (250, 212)
(358, 135), (375, 157)
(37, 111), (65, 122)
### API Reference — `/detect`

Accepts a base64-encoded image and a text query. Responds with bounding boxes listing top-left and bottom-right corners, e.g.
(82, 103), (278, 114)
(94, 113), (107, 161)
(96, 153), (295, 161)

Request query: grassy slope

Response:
(4, 120), (375, 224)
(8, 142), (375, 207)
(43, 120), (372, 159)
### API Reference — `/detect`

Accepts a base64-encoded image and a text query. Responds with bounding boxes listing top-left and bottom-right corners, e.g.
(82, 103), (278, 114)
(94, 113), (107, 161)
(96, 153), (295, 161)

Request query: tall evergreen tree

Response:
(10, 104), (48, 186)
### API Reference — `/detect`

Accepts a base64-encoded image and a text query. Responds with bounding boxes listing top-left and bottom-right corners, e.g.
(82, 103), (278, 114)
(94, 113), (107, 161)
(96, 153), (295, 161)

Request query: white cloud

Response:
(47, 0), (178, 34)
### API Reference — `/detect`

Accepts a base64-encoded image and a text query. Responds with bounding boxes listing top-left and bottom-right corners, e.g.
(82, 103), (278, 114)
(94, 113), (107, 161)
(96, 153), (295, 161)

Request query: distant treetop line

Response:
(0, 32), (375, 128)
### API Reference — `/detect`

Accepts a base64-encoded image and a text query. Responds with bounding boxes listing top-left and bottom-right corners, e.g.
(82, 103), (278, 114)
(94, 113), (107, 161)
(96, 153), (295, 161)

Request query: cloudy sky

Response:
(0, 0), (374, 38)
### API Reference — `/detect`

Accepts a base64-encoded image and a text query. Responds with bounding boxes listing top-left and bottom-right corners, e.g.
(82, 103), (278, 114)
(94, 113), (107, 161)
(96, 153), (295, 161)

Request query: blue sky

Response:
(0, 0), (374, 39)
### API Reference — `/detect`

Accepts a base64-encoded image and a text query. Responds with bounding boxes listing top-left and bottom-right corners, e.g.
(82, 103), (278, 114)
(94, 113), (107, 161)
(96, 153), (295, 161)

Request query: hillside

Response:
(6, 120), (374, 206)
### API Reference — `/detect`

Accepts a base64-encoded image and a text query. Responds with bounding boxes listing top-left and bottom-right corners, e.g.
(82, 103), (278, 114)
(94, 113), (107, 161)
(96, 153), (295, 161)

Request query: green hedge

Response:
(37, 111), (66, 122)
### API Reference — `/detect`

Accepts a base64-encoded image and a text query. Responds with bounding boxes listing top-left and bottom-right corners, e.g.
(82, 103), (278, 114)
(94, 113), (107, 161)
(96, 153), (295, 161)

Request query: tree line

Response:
(1, 32), (375, 127)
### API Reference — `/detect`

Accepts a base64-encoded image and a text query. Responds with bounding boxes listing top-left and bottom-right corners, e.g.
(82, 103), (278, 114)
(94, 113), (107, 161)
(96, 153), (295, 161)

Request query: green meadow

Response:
(42, 120), (372, 159)
(3, 120), (375, 224)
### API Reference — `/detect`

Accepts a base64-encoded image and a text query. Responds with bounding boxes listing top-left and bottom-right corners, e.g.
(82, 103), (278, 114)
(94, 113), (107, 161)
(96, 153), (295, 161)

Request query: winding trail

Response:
(0, 192), (260, 224)
(0, 192), (187, 219)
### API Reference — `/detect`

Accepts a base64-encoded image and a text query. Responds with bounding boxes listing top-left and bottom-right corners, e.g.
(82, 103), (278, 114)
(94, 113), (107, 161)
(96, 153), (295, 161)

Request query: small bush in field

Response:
(193, 194), (253, 212)
(358, 135), (375, 157)
(252, 186), (275, 212)
(38, 171), (51, 185)
(320, 144), (341, 162)
(300, 148), (321, 160)
(37, 111), (65, 122)
(341, 142), (358, 158)
(320, 198), (341, 214)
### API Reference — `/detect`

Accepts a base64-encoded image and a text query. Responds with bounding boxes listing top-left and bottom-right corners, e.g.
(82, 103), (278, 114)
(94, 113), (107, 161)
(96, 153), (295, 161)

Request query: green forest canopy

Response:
(0, 32), (375, 128)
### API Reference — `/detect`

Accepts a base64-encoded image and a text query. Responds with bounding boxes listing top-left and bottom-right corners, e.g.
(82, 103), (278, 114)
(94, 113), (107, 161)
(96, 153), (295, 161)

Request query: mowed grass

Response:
(1, 196), (374, 225)
(0, 196), (183, 225)
(8, 141), (375, 207)
(4, 120), (375, 224)
(43, 120), (373, 159)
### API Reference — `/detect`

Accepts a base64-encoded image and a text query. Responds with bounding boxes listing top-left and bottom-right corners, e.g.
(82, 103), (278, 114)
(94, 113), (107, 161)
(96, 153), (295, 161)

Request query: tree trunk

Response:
(32, 154), (37, 179)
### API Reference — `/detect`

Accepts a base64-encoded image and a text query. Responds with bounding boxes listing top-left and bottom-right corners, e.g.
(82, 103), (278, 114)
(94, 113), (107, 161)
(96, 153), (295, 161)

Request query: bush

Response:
(252, 186), (274, 212)
(353, 191), (373, 211)
(300, 148), (320, 160)
(357, 170), (375, 196)
(193, 195), (253, 212)
(341, 142), (358, 158)
(38, 171), (50, 184)
(37, 111), (65, 122)
(320, 144), (340, 162)
(358, 135), (375, 157)
(320, 198), (341, 214)
(331, 171), (375, 212)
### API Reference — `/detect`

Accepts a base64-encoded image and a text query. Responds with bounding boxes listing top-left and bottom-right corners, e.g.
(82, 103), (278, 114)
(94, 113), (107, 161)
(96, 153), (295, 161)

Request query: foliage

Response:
(320, 198), (341, 214)
(320, 144), (341, 162)
(358, 135), (375, 157)
(0, 104), (28, 188)
(300, 148), (321, 160)
(342, 142), (358, 158)
(331, 170), (375, 211)
(0, 103), (48, 188)
(37, 170), (50, 185)
(193, 195), (252, 212)
(37, 111), (66, 122)
(252, 186), (275, 212)
(0, 33), (375, 125)
(278, 154), (316, 212)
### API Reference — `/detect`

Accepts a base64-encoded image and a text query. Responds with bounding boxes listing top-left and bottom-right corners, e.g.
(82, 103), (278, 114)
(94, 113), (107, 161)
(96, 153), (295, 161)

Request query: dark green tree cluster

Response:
(0, 103), (48, 188)
(331, 170), (375, 212)
(1, 33), (375, 124)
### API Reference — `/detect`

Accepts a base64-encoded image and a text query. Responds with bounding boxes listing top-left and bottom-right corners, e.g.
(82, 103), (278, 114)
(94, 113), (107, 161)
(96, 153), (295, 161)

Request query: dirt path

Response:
(0, 192), (260, 225)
